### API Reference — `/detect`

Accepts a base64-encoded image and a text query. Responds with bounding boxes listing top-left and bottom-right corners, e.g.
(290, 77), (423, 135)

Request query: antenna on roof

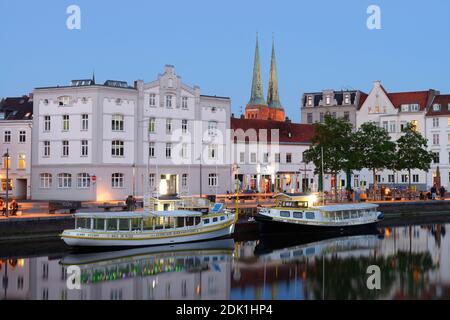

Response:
(92, 69), (96, 85)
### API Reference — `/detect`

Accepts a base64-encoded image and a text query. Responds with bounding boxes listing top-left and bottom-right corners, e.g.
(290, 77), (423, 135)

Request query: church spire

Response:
(267, 38), (282, 109)
(248, 34), (266, 106)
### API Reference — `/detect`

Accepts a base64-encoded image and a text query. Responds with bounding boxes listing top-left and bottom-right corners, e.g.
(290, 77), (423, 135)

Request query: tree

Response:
(354, 122), (396, 200)
(303, 116), (355, 202)
(396, 123), (434, 190)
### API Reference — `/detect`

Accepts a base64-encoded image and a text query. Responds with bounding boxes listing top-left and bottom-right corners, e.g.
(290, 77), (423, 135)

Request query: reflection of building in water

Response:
(18, 250), (232, 300)
(0, 259), (30, 300)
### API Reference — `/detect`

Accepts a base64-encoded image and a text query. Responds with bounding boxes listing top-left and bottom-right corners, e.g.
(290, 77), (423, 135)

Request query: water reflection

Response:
(1, 223), (449, 300)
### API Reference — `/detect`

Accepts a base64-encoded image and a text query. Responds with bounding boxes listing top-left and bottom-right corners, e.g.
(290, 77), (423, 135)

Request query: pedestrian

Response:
(126, 195), (134, 211)
(9, 198), (18, 216)
(431, 185), (437, 200)
(440, 186), (446, 199)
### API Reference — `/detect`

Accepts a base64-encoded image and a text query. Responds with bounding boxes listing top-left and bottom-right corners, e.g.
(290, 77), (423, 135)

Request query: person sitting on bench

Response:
(9, 198), (19, 216)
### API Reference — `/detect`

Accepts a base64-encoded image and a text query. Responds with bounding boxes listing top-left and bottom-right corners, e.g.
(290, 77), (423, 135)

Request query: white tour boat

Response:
(255, 193), (384, 235)
(61, 201), (236, 247)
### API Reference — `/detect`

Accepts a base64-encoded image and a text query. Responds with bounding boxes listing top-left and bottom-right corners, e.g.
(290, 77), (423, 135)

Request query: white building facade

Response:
(31, 65), (231, 201)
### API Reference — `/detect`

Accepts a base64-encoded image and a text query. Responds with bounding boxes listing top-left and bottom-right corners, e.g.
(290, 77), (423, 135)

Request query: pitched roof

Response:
(0, 96), (33, 120)
(386, 90), (431, 111)
(426, 95), (450, 116)
(231, 117), (314, 144)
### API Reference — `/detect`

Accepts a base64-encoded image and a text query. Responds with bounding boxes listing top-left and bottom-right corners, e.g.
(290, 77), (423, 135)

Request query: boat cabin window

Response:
(204, 219), (210, 224)
(76, 218), (91, 229)
(280, 201), (309, 208)
(213, 217), (218, 223)
(131, 218), (142, 231)
(119, 219), (130, 231)
(280, 211), (290, 218)
(293, 212), (303, 219)
(94, 218), (105, 231)
(107, 219), (117, 231)
(184, 217), (201, 227)
(143, 218), (155, 230)
(343, 211), (350, 220)
(220, 216), (225, 221)
(305, 212), (315, 219)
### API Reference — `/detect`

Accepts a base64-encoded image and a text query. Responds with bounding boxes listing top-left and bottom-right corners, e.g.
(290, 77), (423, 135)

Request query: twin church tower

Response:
(245, 36), (286, 122)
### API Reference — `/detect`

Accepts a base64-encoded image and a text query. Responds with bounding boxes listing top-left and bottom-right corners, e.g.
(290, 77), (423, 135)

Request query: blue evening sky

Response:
(1, 0), (450, 122)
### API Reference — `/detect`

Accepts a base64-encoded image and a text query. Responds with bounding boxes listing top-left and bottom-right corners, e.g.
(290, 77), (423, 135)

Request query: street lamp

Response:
(2, 149), (10, 217)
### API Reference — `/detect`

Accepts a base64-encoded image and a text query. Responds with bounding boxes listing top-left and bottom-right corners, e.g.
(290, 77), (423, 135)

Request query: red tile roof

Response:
(231, 117), (314, 144)
(387, 90), (431, 111)
(426, 95), (450, 116)
(358, 92), (368, 109)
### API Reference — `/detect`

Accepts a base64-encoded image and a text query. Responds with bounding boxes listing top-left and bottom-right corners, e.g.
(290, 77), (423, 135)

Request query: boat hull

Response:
(255, 214), (380, 236)
(62, 223), (235, 247)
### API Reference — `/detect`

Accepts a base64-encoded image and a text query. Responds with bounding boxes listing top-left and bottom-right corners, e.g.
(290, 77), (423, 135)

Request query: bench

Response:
(98, 202), (127, 212)
(49, 201), (82, 214)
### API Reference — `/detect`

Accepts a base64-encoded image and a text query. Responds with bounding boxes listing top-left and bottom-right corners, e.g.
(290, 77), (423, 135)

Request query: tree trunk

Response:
(373, 169), (377, 201)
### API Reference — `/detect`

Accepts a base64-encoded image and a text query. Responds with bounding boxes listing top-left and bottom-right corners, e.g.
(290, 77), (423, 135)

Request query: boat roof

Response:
(315, 204), (379, 212)
(74, 210), (203, 219)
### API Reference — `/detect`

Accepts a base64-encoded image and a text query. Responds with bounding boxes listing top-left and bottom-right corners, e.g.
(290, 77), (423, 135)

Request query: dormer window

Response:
(433, 104), (441, 112)
(325, 96), (331, 105)
(307, 96), (313, 107)
(401, 104), (409, 112)
(410, 104), (419, 112)
(344, 95), (350, 105)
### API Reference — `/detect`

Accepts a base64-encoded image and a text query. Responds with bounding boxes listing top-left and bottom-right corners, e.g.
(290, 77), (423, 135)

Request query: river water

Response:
(1, 221), (449, 300)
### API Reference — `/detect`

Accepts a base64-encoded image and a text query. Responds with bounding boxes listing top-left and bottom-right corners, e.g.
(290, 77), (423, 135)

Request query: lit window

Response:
(18, 154), (26, 169)
(307, 96), (313, 106)
(62, 115), (70, 131)
(149, 118), (156, 133)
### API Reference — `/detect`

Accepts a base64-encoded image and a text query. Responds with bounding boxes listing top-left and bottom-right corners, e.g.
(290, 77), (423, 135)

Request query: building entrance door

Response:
(15, 179), (27, 200)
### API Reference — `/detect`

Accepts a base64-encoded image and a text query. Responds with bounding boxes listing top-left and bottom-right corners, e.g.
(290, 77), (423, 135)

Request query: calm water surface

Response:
(1, 222), (449, 300)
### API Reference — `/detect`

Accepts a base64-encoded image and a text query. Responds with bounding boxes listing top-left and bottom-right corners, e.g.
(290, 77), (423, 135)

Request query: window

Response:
(62, 141), (69, 157)
(18, 154), (26, 170)
(182, 96), (188, 109)
(58, 173), (72, 189)
(388, 175), (395, 183)
(149, 142), (155, 158)
(307, 113), (313, 124)
(81, 114), (89, 131)
(433, 134), (440, 145)
(344, 95), (350, 105)
(401, 174), (408, 183)
(165, 95), (173, 108)
(382, 121), (388, 131)
(293, 212), (303, 219)
(181, 143), (188, 159)
(44, 116), (51, 132)
(413, 174), (419, 183)
(208, 121), (218, 136)
(149, 118), (156, 133)
(250, 153), (257, 163)
(208, 173), (218, 187)
(149, 173), (155, 187)
(77, 173), (91, 188)
(433, 118), (440, 128)
(4, 131), (11, 143)
(182, 119), (188, 133)
(166, 143), (172, 159)
(319, 112), (324, 123)
(432, 152), (440, 164)
(111, 173), (124, 188)
(208, 144), (217, 160)
(3, 156), (10, 169)
(411, 120), (419, 132)
(81, 140), (88, 157)
(343, 112), (350, 121)
(305, 212), (315, 219)
(307, 96), (313, 106)
(410, 104), (419, 112)
(112, 114), (124, 131)
(401, 104), (409, 112)
(263, 153), (269, 163)
(112, 140), (124, 157)
(239, 152), (245, 163)
(275, 153), (281, 163)
(61, 115), (70, 131)
(376, 175), (381, 183)
(433, 104), (441, 112)
(58, 96), (71, 106)
(182, 174), (188, 187)
(166, 119), (172, 134)
(18, 130), (26, 143)
(149, 93), (156, 107)
(389, 121), (396, 133)
(286, 153), (292, 163)
(43, 141), (50, 157)
(280, 211), (290, 218)
(325, 96), (331, 105)
(40, 173), (52, 189)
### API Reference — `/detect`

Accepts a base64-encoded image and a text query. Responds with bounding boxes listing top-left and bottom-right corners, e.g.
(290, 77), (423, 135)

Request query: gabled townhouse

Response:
(0, 96), (33, 199)
(425, 95), (450, 189)
(356, 80), (438, 191)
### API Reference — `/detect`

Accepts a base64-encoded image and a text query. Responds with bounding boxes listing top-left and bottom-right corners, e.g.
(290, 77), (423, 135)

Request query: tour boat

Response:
(61, 201), (236, 247)
(255, 193), (384, 235)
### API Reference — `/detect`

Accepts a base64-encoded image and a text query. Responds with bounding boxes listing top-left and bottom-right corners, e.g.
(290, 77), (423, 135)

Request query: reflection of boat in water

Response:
(60, 238), (235, 267)
(256, 193), (383, 235)
(254, 233), (383, 261)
